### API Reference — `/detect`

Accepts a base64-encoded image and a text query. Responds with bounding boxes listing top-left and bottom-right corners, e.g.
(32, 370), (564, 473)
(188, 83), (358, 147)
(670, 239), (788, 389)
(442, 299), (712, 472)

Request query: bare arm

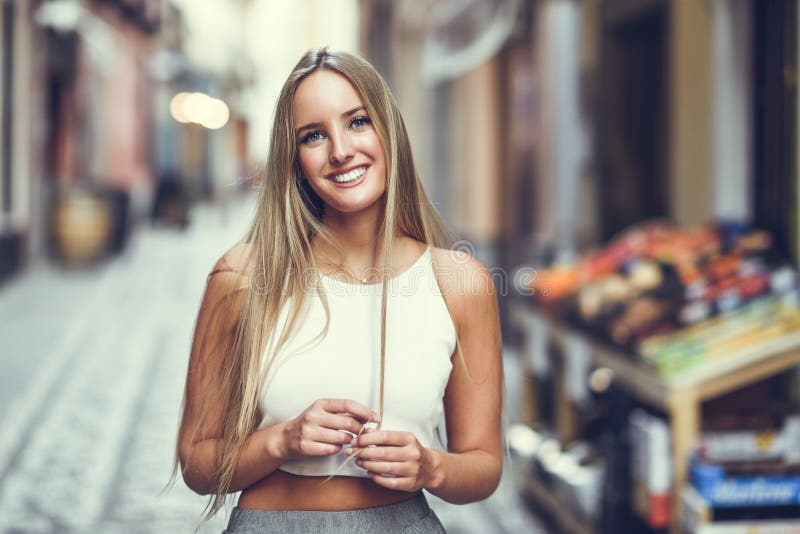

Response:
(181, 424), (289, 495)
(177, 248), (277, 495)
(425, 255), (504, 503)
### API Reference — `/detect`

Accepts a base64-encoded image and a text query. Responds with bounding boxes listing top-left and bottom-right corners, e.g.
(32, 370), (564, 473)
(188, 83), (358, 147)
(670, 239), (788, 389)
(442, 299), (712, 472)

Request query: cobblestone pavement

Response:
(0, 197), (548, 533)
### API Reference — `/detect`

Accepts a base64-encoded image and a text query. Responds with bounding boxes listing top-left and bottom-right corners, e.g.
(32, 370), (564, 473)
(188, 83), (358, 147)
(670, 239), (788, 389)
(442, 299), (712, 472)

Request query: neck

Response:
(319, 202), (389, 265)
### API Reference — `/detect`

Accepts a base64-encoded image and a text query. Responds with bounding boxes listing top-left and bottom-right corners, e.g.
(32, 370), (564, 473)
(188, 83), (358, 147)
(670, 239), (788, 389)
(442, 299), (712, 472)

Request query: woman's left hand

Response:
(347, 430), (440, 492)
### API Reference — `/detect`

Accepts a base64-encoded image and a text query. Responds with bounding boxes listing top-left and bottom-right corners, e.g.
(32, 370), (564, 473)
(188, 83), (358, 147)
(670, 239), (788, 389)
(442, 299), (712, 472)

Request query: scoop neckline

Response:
(319, 245), (431, 288)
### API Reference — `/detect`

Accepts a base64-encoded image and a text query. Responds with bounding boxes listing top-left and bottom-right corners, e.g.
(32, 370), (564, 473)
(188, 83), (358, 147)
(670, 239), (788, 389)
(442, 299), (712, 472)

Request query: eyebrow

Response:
(295, 106), (367, 137)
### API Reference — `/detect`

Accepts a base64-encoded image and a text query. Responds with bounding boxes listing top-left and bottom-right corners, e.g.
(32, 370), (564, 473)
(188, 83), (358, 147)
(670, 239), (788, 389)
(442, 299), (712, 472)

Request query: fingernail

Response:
(345, 447), (356, 455)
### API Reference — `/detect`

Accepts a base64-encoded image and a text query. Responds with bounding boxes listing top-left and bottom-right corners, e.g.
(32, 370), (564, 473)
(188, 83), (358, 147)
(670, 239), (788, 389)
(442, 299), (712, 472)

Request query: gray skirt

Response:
(224, 492), (446, 533)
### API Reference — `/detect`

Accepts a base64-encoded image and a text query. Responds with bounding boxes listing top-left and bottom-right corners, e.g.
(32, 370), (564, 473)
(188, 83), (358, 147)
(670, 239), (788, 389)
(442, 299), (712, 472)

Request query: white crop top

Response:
(257, 245), (457, 477)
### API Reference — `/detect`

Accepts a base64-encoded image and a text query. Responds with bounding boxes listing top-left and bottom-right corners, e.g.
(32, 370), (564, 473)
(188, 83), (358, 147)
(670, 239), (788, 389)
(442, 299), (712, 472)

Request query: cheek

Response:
(364, 135), (386, 167)
(297, 149), (321, 178)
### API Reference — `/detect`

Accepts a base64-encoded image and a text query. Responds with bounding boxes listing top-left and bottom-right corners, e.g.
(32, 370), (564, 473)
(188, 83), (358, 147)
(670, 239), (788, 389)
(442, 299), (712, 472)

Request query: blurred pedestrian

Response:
(173, 47), (503, 533)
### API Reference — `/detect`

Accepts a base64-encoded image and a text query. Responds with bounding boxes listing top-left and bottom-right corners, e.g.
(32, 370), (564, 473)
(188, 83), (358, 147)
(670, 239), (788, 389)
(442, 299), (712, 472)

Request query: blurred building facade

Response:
(359, 0), (799, 335)
(0, 0), (258, 284)
(1, 0), (162, 279)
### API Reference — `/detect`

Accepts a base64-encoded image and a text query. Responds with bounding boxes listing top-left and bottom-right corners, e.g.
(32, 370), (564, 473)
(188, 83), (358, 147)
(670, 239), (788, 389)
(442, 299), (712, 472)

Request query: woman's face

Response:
(293, 70), (387, 217)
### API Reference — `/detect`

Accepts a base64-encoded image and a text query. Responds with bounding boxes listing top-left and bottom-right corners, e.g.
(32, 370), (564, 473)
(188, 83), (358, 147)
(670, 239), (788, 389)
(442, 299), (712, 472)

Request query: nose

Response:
(328, 129), (354, 165)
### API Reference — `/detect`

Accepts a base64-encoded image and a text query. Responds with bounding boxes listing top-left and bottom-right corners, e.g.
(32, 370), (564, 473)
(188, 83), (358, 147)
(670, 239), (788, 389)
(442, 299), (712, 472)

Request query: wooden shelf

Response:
(544, 316), (668, 409)
(530, 306), (800, 409)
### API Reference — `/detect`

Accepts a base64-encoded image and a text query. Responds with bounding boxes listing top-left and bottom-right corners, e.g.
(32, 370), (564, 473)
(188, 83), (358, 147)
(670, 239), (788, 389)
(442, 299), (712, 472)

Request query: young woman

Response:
(174, 47), (503, 533)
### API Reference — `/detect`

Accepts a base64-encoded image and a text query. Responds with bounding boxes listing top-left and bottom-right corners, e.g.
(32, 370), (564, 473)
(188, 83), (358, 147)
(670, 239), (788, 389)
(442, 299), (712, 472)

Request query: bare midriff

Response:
(237, 469), (415, 511)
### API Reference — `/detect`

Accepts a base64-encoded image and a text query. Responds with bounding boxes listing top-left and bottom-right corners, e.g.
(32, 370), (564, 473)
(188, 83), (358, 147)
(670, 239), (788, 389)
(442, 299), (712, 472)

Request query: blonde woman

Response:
(175, 48), (503, 533)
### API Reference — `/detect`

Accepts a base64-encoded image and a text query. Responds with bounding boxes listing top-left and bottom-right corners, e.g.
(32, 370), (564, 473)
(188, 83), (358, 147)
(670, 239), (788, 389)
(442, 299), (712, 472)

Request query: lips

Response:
(326, 165), (369, 187)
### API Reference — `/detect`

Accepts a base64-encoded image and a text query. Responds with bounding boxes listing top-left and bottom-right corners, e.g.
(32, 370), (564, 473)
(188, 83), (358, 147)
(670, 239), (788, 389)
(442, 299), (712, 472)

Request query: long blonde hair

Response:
(173, 47), (460, 521)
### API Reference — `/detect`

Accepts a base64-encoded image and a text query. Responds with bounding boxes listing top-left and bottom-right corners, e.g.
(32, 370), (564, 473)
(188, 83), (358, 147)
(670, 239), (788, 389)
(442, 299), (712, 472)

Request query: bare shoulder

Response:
(429, 246), (498, 333)
(429, 246), (495, 293)
(212, 243), (254, 276)
(204, 243), (254, 303)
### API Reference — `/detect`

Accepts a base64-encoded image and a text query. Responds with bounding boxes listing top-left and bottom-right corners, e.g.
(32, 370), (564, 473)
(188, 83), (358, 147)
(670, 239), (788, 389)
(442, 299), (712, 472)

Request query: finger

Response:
(315, 413), (366, 435)
(347, 445), (407, 462)
(367, 473), (415, 491)
(305, 427), (354, 446)
(296, 440), (342, 456)
(354, 430), (412, 447)
(356, 459), (412, 477)
(318, 399), (379, 423)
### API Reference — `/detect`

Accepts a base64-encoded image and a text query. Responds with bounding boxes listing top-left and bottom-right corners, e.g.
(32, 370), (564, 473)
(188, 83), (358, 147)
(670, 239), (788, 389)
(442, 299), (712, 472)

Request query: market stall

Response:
(510, 221), (800, 533)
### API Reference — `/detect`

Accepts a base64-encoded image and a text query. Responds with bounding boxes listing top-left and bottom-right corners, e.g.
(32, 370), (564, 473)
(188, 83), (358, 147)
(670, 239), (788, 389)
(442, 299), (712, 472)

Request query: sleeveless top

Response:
(257, 245), (457, 478)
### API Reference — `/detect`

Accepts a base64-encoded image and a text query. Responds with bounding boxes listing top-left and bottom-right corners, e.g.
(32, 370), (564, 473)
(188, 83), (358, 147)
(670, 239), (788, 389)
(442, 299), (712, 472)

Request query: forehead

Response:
(293, 70), (364, 127)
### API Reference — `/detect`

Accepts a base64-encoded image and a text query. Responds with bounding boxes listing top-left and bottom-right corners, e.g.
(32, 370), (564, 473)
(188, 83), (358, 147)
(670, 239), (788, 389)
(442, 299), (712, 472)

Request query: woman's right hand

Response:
(279, 399), (379, 460)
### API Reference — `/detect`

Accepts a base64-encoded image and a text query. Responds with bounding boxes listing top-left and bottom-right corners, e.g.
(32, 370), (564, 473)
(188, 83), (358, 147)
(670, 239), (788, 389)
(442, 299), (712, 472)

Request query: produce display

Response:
(529, 220), (800, 377)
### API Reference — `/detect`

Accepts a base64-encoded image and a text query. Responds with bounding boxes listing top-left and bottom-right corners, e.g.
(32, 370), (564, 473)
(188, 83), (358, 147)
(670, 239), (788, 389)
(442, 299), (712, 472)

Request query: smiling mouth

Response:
(328, 166), (367, 184)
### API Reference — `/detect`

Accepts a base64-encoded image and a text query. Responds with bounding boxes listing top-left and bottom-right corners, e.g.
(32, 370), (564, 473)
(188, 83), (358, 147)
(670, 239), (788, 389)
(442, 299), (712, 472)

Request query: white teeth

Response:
(331, 167), (366, 183)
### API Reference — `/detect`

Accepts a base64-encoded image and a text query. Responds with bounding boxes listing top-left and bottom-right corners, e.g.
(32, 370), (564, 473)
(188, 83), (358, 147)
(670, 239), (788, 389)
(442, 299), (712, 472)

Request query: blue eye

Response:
(350, 116), (371, 129)
(301, 131), (324, 144)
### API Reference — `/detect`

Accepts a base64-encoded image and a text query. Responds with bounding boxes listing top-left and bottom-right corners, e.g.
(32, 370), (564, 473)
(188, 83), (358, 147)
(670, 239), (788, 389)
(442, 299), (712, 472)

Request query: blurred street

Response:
(0, 199), (252, 533)
(0, 197), (547, 534)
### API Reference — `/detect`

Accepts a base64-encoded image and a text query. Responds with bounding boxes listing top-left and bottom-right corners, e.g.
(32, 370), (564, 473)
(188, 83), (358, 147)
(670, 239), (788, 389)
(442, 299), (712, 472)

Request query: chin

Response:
(324, 193), (386, 215)
(328, 200), (385, 215)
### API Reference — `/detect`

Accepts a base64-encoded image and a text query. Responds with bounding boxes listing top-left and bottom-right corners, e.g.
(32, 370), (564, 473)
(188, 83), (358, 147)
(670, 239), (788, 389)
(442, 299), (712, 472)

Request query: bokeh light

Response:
(170, 91), (230, 130)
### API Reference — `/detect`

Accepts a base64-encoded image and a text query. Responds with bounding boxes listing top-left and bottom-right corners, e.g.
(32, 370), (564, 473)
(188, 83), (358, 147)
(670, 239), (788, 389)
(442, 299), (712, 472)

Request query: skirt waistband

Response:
(226, 492), (434, 533)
